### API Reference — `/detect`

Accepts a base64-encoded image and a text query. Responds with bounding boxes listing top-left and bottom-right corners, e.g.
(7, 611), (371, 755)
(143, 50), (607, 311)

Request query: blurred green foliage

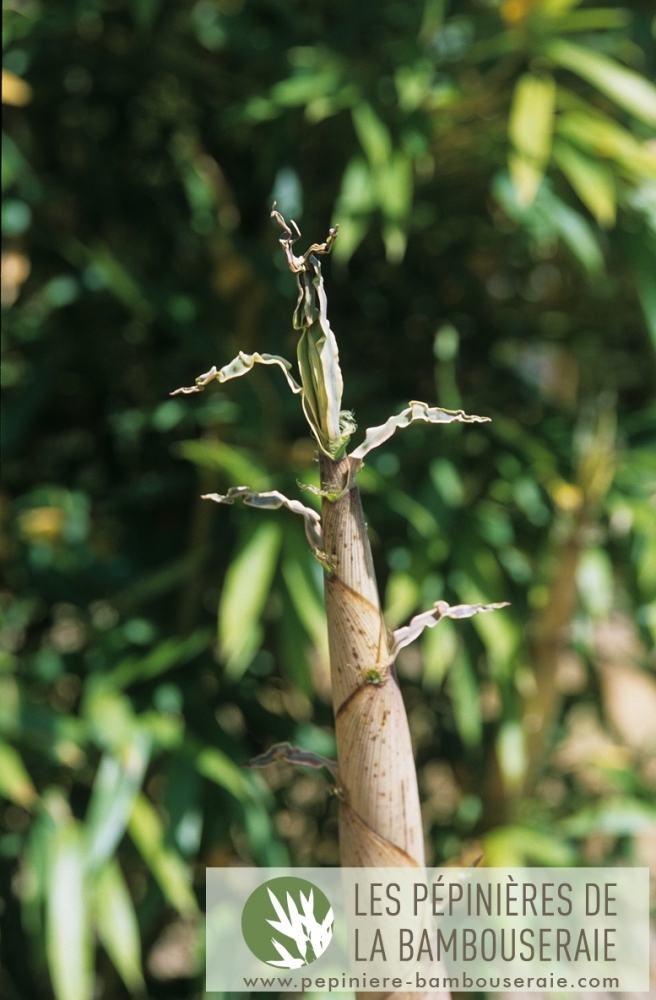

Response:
(1, 0), (656, 997)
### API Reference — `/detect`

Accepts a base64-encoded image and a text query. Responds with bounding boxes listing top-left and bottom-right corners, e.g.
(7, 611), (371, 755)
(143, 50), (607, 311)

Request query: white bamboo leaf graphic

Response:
(171, 351), (302, 397)
(202, 486), (323, 552)
(266, 888), (309, 958)
(268, 938), (306, 969)
(390, 600), (510, 662)
(349, 400), (490, 463)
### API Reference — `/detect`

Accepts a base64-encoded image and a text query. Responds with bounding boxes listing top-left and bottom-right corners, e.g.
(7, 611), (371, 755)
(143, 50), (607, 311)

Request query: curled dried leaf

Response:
(242, 741), (338, 776)
(171, 351), (302, 397)
(202, 486), (323, 552)
(349, 400), (491, 463)
(390, 599), (510, 663)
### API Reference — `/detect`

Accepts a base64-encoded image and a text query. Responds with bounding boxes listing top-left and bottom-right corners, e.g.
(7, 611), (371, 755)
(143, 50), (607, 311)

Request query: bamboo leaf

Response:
(508, 73), (556, 208)
(351, 102), (392, 169)
(108, 629), (212, 688)
(281, 556), (329, 655)
(128, 795), (198, 915)
(171, 351), (302, 397)
(95, 859), (145, 995)
(544, 38), (656, 126)
(218, 521), (282, 678)
(552, 139), (616, 226)
(449, 648), (482, 748)
(176, 439), (270, 490)
(390, 599), (510, 662)
(0, 741), (37, 808)
(422, 616), (458, 689)
(46, 820), (93, 1000)
(85, 732), (150, 871)
(556, 110), (656, 180)
(349, 400), (490, 463)
(196, 746), (254, 801)
(203, 487), (323, 552)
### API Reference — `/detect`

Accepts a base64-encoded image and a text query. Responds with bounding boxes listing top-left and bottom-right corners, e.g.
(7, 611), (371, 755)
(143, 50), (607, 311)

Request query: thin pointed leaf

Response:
(95, 859), (145, 995)
(508, 73), (556, 207)
(349, 400), (490, 463)
(552, 139), (616, 226)
(544, 39), (656, 126)
(0, 741), (37, 808)
(203, 487), (323, 552)
(171, 351), (302, 396)
(46, 820), (93, 1000)
(217, 522), (282, 678)
(390, 600), (510, 662)
(196, 746), (254, 801)
(128, 795), (198, 916)
(85, 731), (150, 871)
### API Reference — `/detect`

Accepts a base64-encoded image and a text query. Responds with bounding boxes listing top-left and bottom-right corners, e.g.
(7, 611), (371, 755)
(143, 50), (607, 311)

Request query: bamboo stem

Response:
(320, 454), (449, 1000)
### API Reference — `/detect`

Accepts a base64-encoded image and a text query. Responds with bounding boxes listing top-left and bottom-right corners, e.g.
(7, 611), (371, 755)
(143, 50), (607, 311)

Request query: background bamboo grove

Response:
(1, 1), (656, 999)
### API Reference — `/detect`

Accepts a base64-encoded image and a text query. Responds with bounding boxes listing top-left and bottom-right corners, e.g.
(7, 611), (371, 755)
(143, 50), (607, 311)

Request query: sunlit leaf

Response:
(351, 102), (391, 169)
(556, 110), (656, 180)
(384, 572), (420, 630)
(559, 798), (656, 837)
(85, 732), (150, 871)
(0, 741), (37, 808)
(196, 747), (254, 802)
(576, 546), (614, 618)
(128, 795), (198, 915)
(544, 39), (656, 126)
(422, 616), (457, 689)
(281, 556), (328, 661)
(219, 522), (282, 678)
(46, 820), (93, 1000)
(496, 721), (526, 794)
(171, 351), (302, 397)
(109, 629), (212, 688)
(553, 139), (616, 226)
(95, 858), (145, 994)
(448, 648), (482, 748)
(508, 73), (556, 207)
(483, 824), (576, 866)
(177, 439), (270, 490)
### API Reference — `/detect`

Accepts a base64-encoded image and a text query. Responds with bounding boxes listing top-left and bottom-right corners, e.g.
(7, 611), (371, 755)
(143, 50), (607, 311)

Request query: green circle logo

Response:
(241, 876), (334, 969)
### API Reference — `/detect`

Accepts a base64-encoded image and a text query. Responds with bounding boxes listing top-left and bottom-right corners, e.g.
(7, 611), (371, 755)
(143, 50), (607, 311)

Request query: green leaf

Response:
(85, 732), (150, 871)
(281, 556), (328, 658)
(176, 439), (270, 490)
(352, 102), (391, 169)
(95, 859), (145, 994)
(496, 721), (526, 794)
(560, 798), (656, 837)
(422, 616), (457, 689)
(484, 824), (577, 866)
(376, 151), (413, 223)
(46, 820), (93, 1000)
(108, 629), (212, 688)
(196, 747), (254, 802)
(384, 572), (420, 630)
(552, 139), (616, 226)
(577, 546), (614, 618)
(556, 110), (656, 180)
(0, 741), (37, 808)
(128, 795), (198, 915)
(544, 39), (656, 126)
(508, 73), (556, 207)
(449, 648), (482, 748)
(219, 522), (282, 678)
